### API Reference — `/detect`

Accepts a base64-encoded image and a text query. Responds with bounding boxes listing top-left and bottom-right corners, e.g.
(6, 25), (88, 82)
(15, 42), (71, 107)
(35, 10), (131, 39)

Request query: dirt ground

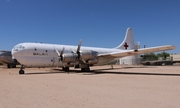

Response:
(0, 65), (180, 108)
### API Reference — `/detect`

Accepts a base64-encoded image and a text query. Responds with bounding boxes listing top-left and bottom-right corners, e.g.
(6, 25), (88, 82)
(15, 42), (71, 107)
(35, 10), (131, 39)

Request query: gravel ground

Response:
(0, 65), (180, 108)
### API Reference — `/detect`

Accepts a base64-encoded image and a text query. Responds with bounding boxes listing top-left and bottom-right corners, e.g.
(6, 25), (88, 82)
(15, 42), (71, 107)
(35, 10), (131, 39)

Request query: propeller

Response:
(70, 39), (86, 64)
(55, 47), (65, 67)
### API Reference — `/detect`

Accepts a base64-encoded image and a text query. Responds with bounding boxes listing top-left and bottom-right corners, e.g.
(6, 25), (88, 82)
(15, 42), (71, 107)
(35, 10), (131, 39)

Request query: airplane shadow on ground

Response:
(88, 71), (180, 76)
(25, 67), (180, 77)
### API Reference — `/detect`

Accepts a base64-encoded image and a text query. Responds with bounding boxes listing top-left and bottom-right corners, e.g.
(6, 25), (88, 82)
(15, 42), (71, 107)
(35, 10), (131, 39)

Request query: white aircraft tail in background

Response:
(115, 27), (135, 50)
(12, 28), (176, 74)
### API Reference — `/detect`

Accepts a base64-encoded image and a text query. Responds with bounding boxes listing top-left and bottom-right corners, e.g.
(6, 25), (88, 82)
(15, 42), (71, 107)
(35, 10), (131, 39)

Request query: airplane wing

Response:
(98, 45), (175, 58)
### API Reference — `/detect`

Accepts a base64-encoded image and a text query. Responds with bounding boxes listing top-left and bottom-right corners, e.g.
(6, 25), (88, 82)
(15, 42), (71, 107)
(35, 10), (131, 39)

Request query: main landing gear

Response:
(62, 67), (69, 71)
(81, 67), (90, 72)
(62, 64), (90, 73)
(19, 65), (25, 74)
(7, 64), (16, 68)
(81, 64), (90, 72)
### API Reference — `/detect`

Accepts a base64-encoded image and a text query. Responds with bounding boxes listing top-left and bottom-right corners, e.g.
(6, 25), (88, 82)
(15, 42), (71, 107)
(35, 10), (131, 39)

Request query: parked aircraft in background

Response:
(0, 50), (19, 68)
(12, 28), (175, 74)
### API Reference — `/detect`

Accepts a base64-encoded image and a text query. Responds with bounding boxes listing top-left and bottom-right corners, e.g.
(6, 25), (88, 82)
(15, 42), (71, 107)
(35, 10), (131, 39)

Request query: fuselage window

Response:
(34, 48), (37, 51)
(46, 50), (48, 52)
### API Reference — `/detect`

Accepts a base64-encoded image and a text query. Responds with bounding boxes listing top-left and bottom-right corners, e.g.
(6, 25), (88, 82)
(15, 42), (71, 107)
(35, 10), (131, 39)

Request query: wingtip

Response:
(172, 45), (176, 49)
(167, 45), (176, 50)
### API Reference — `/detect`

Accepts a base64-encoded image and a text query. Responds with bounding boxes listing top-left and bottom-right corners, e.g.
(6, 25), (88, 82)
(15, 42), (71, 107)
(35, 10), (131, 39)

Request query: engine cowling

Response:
(80, 50), (98, 60)
(61, 50), (98, 65)
(62, 53), (76, 63)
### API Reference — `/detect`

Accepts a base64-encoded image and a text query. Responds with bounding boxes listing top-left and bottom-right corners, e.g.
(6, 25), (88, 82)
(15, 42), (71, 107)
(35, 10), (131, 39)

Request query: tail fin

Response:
(115, 27), (135, 50)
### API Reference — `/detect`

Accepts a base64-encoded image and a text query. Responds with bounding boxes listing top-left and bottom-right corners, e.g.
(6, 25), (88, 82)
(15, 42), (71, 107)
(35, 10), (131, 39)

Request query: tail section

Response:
(115, 27), (135, 50)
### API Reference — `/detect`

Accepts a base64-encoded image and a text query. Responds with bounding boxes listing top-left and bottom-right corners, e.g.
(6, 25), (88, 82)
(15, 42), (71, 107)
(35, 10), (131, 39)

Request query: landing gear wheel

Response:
(62, 67), (69, 72)
(19, 69), (25, 74)
(81, 67), (90, 72)
(7, 64), (11, 68)
(12, 65), (16, 68)
(81, 68), (85, 71)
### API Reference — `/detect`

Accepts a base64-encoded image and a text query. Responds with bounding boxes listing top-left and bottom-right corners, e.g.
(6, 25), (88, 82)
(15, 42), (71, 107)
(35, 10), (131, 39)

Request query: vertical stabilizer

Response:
(115, 27), (135, 50)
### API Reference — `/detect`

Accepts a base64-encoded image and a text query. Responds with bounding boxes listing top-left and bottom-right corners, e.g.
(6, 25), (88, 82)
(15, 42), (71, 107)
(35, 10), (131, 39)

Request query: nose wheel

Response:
(19, 69), (25, 74)
(19, 65), (25, 74)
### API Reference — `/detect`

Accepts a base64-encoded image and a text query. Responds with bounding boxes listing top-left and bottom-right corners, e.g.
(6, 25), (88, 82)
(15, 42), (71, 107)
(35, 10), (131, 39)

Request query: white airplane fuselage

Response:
(12, 43), (121, 67)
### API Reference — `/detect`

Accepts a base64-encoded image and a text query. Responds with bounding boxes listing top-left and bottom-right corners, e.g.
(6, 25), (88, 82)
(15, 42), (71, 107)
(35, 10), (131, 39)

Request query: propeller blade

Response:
(60, 47), (65, 56)
(77, 39), (82, 53)
(55, 48), (65, 68)
(80, 58), (86, 64)
(55, 49), (60, 57)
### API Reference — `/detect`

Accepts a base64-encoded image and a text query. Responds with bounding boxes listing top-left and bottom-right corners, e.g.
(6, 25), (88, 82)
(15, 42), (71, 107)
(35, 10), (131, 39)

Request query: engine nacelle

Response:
(62, 50), (98, 65)
(80, 50), (98, 60)
(62, 53), (76, 63)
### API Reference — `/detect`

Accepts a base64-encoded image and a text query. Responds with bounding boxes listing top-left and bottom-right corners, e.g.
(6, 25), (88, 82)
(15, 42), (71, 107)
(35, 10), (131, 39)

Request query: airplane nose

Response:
(12, 48), (22, 58)
(12, 44), (25, 58)
(12, 50), (15, 56)
(11, 49), (18, 58)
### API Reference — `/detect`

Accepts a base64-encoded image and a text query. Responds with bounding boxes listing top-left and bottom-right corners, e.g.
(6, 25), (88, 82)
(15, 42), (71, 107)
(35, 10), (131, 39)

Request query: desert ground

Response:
(0, 65), (180, 108)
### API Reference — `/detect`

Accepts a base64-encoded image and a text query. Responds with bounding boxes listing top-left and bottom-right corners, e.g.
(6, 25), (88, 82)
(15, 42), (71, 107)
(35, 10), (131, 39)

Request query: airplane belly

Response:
(17, 56), (55, 67)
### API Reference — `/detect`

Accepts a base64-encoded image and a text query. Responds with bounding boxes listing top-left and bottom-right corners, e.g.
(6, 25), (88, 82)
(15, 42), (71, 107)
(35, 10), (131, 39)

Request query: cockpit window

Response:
(13, 45), (25, 51)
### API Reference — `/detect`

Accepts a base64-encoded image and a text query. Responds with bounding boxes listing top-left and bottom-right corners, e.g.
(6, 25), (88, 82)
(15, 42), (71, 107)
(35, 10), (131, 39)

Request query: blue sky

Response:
(0, 0), (180, 54)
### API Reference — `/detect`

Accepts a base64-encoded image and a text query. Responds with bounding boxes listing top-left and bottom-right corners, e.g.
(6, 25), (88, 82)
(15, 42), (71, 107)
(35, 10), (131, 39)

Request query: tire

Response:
(146, 62), (151, 65)
(81, 68), (85, 71)
(81, 67), (90, 72)
(19, 70), (25, 74)
(7, 64), (11, 68)
(63, 67), (69, 72)
(12, 65), (16, 68)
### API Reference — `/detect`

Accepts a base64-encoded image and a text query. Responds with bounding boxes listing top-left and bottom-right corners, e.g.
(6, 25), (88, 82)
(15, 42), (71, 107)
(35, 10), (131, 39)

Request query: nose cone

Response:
(12, 45), (19, 58)
(11, 50), (17, 58)
(12, 44), (26, 58)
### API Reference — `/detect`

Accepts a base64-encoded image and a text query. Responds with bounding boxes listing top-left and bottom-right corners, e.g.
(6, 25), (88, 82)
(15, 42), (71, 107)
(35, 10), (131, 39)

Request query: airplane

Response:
(0, 50), (19, 68)
(12, 28), (175, 74)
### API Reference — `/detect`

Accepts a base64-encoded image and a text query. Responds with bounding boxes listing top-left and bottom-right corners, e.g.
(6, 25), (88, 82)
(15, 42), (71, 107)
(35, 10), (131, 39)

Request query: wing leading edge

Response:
(98, 45), (175, 58)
